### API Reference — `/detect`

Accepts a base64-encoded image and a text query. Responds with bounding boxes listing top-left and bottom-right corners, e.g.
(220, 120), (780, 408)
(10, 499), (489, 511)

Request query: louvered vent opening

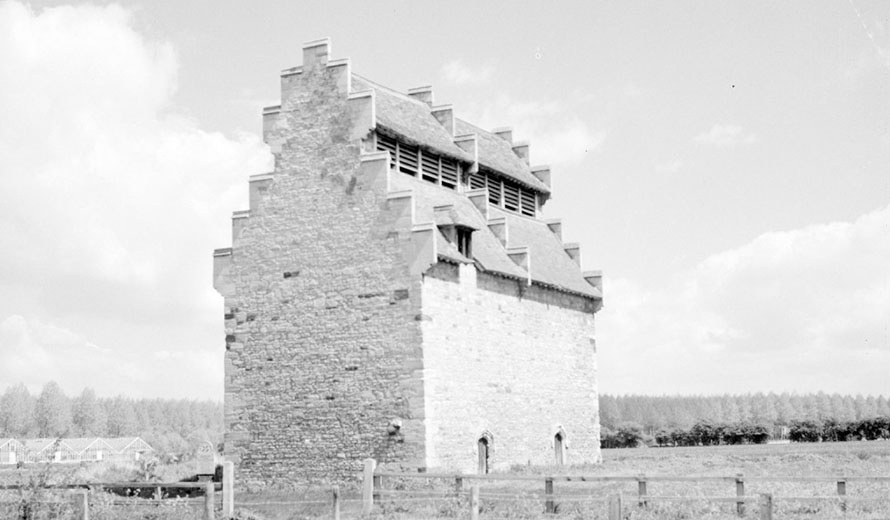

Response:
(488, 178), (501, 206)
(374, 132), (460, 190)
(520, 190), (536, 217)
(469, 174), (486, 191)
(421, 152), (439, 183)
(503, 183), (520, 212)
(440, 159), (459, 189)
(399, 142), (419, 176)
(377, 133), (397, 168)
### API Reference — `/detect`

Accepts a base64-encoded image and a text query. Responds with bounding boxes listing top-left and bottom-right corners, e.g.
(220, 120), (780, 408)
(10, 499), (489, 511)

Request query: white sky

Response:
(1, 0), (888, 400)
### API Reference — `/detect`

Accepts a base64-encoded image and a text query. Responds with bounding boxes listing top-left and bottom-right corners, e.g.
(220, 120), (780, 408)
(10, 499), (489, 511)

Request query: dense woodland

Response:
(4, 385), (889, 457)
(0, 382), (222, 459)
(600, 393), (890, 432)
(600, 393), (890, 448)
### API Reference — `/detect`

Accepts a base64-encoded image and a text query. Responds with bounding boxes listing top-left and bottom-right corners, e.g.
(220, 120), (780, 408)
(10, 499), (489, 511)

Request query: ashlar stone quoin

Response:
(213, 38), (605, 488)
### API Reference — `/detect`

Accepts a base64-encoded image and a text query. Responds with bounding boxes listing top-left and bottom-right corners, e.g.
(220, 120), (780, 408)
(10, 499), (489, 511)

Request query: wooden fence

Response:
(361, 458), (890, 520)
(0, 461), (234, 520)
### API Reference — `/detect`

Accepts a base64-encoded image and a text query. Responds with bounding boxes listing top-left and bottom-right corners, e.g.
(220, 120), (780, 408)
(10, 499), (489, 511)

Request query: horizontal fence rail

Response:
(0, 461), (235, 520)
(366, 458), (890, 519)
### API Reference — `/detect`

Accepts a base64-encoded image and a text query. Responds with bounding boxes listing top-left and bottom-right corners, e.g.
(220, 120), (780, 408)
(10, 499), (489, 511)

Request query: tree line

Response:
(600, 392), (890, 433)
(0, 382), (223, 459)
(600, 392), (890, 449)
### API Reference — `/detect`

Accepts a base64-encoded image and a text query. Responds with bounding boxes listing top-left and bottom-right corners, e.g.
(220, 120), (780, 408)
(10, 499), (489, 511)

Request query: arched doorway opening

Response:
(477, 437), (490, 474)
(554, 432), (566, 466)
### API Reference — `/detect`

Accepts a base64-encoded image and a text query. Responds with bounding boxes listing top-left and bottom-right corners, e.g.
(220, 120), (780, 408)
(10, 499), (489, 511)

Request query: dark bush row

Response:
(789, 417), (890, 442)
(602, 416), (890, 448)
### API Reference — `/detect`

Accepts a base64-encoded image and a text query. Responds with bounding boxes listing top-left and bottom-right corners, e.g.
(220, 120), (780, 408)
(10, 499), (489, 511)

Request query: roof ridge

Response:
(352, 73), (429, 108)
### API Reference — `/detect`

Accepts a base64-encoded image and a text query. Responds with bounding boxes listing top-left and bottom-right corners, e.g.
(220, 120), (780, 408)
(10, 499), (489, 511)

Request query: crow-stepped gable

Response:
(213, 38), (604, 488)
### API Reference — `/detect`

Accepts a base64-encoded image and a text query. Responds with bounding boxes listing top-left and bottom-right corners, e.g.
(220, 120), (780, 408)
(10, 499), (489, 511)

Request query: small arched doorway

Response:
(554, 432), (566, 466)
(477, 437), (490, 474)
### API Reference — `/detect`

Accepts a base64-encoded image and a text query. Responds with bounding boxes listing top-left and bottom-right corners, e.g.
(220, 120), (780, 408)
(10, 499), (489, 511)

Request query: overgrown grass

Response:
(0, 457), (219, 519)
(231, 441), (890, 520)
(3, 442), (888, 518)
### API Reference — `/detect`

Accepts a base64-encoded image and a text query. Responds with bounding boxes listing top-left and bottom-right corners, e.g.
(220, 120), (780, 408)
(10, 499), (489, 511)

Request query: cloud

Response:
(441, 59), (494, 86)
(0, 2), (270, 398)
(693, 124), (757, 147)
(467, 94), (605, 165)
(0, 315), (221, 399)
(597, 204), (890, 395)
(655, 159), (683, 174)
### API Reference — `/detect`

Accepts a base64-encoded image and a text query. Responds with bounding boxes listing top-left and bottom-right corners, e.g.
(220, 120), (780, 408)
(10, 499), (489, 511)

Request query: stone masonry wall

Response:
(420, 262), (601, 473)
(221, 59), (426, 488)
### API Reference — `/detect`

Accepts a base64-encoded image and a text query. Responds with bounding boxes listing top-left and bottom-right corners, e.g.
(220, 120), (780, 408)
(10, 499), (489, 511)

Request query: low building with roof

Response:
(21, 438), (76, 463)
(65, 438), (115, 462)
(103, 437), (153, 462)
(7, 437), (153, 464)
(0, 438), (23, 465)
(213, 38), (604, 487)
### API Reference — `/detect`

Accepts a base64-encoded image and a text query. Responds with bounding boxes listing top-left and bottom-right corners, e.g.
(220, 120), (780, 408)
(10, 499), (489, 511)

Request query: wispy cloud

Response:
(0, 1), (269, 398)
(655, 159), (683, 174)
(441, 59), (494, 86)
(466, 94), (605, 165)
(598, 203), (890, 395)
(693, 124), (757, 147)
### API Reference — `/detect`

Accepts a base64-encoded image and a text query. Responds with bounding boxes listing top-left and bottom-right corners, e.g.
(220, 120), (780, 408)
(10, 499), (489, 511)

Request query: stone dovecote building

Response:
(213, 38), (604, 487)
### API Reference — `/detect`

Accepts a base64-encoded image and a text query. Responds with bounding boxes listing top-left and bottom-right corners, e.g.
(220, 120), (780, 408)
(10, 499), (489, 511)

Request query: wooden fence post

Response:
(735, 474), (745, 516)
(837, 479), (846, 512)
(470, 483), (480, 520)
(637, 476), (647, 507)
(70, 489), (89, 520)
(204, 482), (215, 520)
(361, 458), (376, 516)
(544, 478), (555, 513)
(332, 485), (340, 520)
(222, 461), (234, 517)
(608, 494), (622, 520)
(759, 493), (772, 520)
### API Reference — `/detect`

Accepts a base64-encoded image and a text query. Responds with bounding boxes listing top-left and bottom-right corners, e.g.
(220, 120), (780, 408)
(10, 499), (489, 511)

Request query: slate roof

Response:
(22, 438), (70, 453)
(353, 75), (473, 164)
(64, 438), (114, 453)
(492, 208), (601, 297)
(104, 437), (153, 452)
(354, 75), (550, 195)
(390, 175), (599, 299)
(455, 119), (551, 194)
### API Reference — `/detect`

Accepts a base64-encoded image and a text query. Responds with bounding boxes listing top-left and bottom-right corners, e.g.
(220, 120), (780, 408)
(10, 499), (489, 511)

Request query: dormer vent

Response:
(408, 86), (434, 106)
(492, 127), (513, 144)
(466, 189), (488, 220)
(431, 105), (455, 137)
(563, 243), (581, 266)
(531, 165), (551, 188)
(488, 216), (507, 247)
(512, 141), (530, 165)
(583, 270), (603, 295)
(545, 219), (562, 240)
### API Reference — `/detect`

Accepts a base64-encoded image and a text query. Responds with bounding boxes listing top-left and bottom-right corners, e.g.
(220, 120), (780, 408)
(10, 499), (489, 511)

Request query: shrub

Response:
(789, 420), (823, 443)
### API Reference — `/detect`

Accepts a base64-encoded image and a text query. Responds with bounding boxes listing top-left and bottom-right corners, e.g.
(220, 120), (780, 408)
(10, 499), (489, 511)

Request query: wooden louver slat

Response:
(398, 142), (419, 176)
(440, 158), (458, 189)
(520, 189), (536, 217)
(469, 174), (486, 191)
(488, 177), (502, 206)
(503, 182), (520, 211)
(421, 152), (439, 183)
(376, 133), (397, 168)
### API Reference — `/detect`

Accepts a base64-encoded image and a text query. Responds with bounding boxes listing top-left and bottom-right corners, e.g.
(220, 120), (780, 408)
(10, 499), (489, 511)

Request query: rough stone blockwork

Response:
(214, 38), (603, 489)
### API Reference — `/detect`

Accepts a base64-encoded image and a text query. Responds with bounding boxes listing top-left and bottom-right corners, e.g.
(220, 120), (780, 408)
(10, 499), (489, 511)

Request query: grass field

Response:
(239, 441), (890, 520)
(2, 441), (889, 519)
